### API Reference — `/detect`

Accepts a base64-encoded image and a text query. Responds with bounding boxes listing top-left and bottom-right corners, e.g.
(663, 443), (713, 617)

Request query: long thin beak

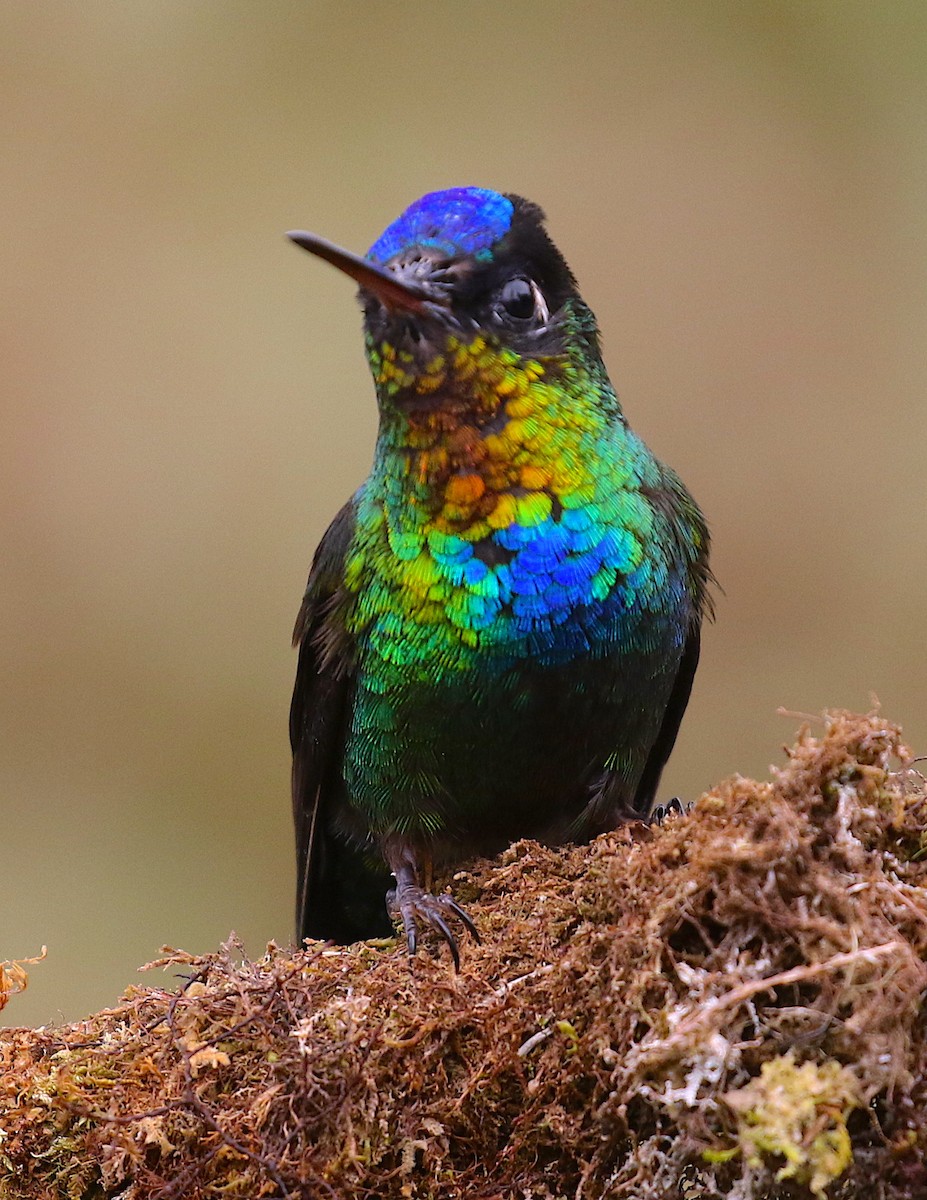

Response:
(286, 230), (449, 314)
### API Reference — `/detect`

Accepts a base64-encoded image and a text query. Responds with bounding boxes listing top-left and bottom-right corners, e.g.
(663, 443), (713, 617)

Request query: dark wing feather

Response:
(290, 500), (357, 942)
(631, 623), (701, 815)
(631, 474), (713, 815)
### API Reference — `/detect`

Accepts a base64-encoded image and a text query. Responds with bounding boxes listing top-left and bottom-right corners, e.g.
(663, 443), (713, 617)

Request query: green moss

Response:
(723, 1052), (860, 1197)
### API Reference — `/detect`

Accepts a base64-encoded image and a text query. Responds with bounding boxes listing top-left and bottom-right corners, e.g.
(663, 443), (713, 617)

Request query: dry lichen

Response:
(722, 1052), (860, 1196)
(1, 710), (926, 1199)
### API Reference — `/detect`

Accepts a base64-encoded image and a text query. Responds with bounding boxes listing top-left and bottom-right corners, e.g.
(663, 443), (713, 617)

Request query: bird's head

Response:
(288, 188), (605, 412)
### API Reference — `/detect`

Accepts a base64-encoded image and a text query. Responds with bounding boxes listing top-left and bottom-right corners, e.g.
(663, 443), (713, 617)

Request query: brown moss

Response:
(2, 711), (927, 1199)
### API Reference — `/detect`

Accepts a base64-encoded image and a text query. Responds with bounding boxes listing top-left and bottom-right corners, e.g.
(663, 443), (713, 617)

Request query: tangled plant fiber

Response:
(1, 711), (926, 1199)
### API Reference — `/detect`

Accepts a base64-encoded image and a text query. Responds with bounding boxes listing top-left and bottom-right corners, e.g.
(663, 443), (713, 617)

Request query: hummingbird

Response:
(287, 188), (711, 966)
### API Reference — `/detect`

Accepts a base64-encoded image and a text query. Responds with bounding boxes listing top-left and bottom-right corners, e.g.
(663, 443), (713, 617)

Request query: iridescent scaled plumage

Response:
(368, 187), (514, 264)
(289, 188), (711, 956)
(355, 333), (652, 637)
(342, 319), (703, 831)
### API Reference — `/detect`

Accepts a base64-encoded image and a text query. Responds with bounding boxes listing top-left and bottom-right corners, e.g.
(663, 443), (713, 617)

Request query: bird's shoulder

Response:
(292, 497), (359, 661)
(638, 460), (713, 619)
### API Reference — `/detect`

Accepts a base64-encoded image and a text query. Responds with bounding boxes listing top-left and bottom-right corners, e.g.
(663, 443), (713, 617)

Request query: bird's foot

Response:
(649, 796), (689, 825)
(386, 877), (480, 971)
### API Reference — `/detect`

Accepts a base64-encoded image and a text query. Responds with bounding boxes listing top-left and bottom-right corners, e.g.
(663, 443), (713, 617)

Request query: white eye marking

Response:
(530, 279), (549, 325)
(497, 276), (549, 324)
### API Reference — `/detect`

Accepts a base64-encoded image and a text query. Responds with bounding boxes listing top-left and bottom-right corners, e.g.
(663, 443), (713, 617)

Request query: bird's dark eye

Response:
(498, 277), (541, 322)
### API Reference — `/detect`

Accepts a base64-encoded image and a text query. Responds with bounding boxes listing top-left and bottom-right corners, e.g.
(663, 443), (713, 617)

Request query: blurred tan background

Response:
(3, 1), (925, 1027)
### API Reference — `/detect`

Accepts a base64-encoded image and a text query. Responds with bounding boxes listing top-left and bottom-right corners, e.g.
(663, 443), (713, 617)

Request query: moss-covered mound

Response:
(2, 711), (927, 1199)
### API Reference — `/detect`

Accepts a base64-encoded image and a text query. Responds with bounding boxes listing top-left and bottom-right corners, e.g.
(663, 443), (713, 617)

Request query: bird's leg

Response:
(383, 841), (480, 971)
(423, 851), (434, 894)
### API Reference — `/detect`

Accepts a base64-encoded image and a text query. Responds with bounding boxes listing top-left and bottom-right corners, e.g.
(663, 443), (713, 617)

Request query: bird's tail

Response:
(297, 830), (394, 946)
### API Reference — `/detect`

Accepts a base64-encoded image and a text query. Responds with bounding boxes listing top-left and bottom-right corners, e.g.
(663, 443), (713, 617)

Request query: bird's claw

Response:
(388, 883), (480, 971)
(650, 796), (689, 825)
